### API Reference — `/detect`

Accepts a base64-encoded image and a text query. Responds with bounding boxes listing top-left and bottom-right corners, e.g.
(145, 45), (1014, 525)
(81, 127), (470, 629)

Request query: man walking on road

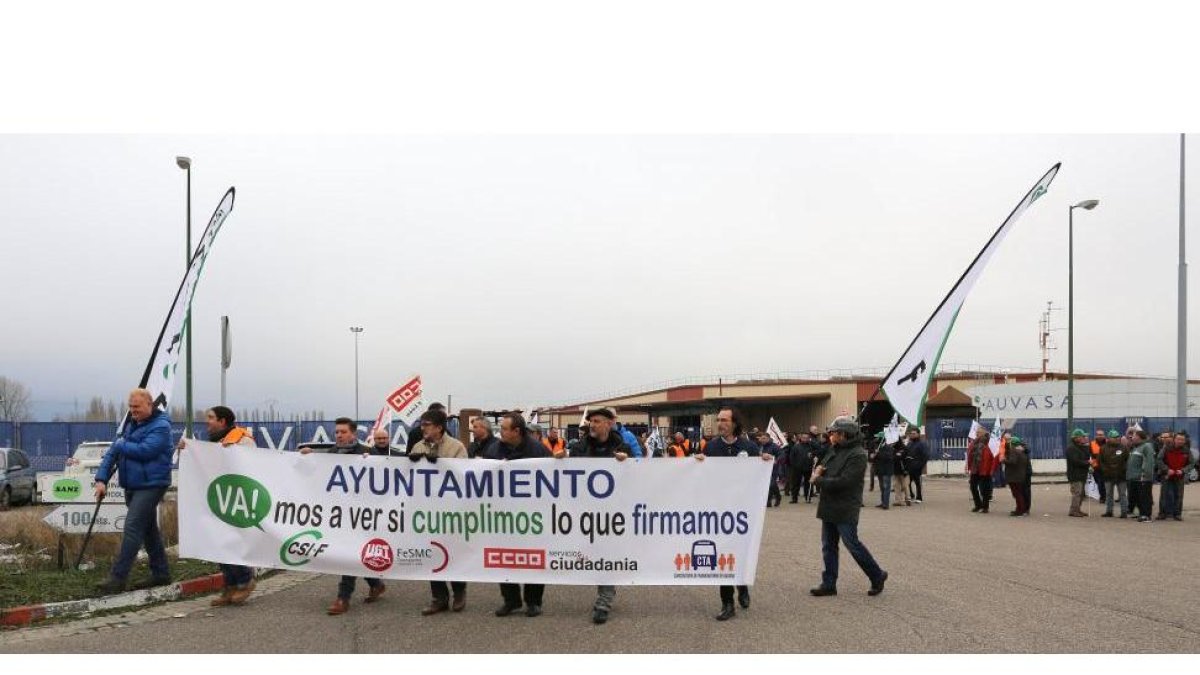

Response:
(809, 416), (887, 598)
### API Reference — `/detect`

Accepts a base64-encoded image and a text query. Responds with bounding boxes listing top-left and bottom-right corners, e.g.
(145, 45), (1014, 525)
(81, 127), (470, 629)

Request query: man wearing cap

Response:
(810, 416), (887, 598)
(558, 407), (630, 624)
(694, 407), (774, 621)
(966, 426), (997, 514)
(1002, 436), (1031, 516)
(1066, 429), (1092, 517)
(1127, 430), (1156, 521)
(1090, 429), (1108, 503)
(1099, 430), (1129, 517)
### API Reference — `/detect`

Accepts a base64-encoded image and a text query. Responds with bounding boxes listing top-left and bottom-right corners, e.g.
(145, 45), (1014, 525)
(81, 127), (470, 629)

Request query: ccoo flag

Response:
(881, 164), (1060, 425)
(133, 188), (236, 425)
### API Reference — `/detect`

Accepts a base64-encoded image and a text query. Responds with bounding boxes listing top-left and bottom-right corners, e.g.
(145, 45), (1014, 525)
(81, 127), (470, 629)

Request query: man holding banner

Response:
(409, 409), (470, 615)
(93, 389), (174, 594)
(488, 413), (552, 617)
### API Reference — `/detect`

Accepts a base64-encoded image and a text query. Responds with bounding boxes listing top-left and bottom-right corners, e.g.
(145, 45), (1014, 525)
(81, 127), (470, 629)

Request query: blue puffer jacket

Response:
(95, 409), (174, 489)
(615, 424), (643, 458)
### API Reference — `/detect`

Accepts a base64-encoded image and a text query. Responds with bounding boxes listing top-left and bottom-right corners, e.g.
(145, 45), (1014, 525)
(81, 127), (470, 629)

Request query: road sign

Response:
(37, 473), (126, 504)
(42, 504), (129, 534)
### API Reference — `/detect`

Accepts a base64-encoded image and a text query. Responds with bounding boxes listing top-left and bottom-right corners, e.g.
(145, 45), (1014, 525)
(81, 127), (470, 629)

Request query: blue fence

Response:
(927, 416), (1200, 460)
(3, 418), (440, 473)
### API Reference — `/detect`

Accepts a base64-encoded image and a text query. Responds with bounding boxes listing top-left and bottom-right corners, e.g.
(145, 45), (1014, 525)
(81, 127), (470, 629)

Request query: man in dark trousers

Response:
(300, 417), (388, 615)
(788, 432), (812, 503)
(93, 388), (174, 594)
(871, 432), (895, 509)
(905, 427), (929, 503)
(694, 407), (774, 621)
(1066, 428), (1092, 517)
(488, 413), (552, 617)
(810, 416), (888, 598)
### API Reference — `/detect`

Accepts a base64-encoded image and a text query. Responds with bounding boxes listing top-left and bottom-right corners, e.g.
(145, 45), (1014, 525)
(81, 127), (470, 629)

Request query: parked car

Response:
(64, 441), (111, 475)
(1, 447), (36, 510)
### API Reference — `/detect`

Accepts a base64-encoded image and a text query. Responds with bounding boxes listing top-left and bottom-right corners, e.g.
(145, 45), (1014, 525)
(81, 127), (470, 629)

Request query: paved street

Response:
(3, 479), (1198, 653)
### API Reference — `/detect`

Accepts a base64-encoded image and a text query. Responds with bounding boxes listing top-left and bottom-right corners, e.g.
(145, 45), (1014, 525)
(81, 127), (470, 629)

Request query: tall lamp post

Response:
(1068, 198), (1100, 435)
(176, 156), (193, 437)
(350, 326), (364, 420)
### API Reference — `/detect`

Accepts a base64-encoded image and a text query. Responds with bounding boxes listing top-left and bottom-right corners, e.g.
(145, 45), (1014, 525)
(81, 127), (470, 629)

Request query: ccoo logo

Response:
(361, 538), (394, 572)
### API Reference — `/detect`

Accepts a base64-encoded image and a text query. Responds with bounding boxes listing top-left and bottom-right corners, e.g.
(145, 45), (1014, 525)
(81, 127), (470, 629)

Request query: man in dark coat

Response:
(904, 427), (929, 502)
(489, 413), (552, 617)
(871, 432), (895, 508)
(1066, 428), (1092, 517)
(468, 416), (500, 459)
(694, 407), (774, 621)
(810, 416), (887, 598)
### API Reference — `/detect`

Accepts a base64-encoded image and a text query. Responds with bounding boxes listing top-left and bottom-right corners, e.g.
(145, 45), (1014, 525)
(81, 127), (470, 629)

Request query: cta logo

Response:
(484, 547), (545, 570)
(361, 538), (394, 572)
(674, 540), (735, 572)
(280, 529), (328, 567)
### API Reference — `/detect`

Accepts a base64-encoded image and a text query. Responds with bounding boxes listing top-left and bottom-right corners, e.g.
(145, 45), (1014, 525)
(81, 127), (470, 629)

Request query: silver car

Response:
(0, 447), (36, 510)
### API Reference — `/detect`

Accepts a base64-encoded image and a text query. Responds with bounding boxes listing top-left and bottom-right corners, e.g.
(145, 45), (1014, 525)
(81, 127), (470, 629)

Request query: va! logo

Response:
(361, 538), (394, 572)
(207, 474), (272, 530)
(280, 529), (327, 567)
(674, 540), (736, 572)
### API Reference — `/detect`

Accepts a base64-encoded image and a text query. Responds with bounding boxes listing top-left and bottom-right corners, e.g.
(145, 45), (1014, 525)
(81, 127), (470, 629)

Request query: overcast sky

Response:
(0, 134), (1191, 420)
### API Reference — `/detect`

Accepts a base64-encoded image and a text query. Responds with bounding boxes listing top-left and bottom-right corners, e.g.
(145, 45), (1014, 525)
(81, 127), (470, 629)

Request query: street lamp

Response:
(1067, 198), (1100, 436)
(350, 326), (364, 420)
(176, 156), (193, 437)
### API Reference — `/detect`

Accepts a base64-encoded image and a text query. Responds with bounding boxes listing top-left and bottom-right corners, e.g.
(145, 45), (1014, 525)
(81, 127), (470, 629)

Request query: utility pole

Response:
(1039, 301), (1061, 380)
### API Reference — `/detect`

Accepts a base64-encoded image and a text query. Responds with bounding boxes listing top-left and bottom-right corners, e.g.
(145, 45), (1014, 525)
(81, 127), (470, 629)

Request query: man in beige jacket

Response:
(409, 408), (469, 615)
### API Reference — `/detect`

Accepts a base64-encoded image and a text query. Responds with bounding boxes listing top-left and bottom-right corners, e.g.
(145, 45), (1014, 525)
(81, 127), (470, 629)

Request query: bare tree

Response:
(0, 376), (33, 421)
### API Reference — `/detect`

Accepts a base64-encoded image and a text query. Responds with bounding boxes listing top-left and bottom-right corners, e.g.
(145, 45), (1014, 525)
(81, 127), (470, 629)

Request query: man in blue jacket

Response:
(93, 388), (174, 594)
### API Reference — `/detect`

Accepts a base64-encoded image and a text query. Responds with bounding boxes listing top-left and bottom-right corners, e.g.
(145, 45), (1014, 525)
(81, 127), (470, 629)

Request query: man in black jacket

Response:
(488, 413), (552, 617)
(694, 407), (774, 621)
(468, 416), (500, 459)
(300, 417), (388, 615)
(871, 433), (895, 509)
(810, 416), (887, 598)
(557, 407), (630, 625)
(787, 433), (810, 504)
(905, 427), (929, 503)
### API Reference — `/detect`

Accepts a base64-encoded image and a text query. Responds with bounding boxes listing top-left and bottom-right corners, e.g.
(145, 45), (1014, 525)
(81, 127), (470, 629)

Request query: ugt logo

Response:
(674, 540), (736, 572)
(361, 538), (394, 572)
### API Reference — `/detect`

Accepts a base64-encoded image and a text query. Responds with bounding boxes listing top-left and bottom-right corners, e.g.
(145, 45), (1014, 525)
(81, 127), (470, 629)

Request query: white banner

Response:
(179, 441), (771, 585)
(766, 417), (786, 449)
(881, 164), (1060, 425)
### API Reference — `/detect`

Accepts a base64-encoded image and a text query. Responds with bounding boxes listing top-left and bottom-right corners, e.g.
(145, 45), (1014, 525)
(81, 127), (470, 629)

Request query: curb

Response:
(1, 571), (234, 628)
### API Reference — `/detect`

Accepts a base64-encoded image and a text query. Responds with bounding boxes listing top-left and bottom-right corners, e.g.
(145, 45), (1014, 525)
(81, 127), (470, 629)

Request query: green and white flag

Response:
(135, 188), (236, 420)
(881, 165), (1059, 425)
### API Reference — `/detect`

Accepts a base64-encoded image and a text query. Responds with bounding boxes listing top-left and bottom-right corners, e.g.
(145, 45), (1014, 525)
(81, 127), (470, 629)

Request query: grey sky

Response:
(0, 134), (1191, 420)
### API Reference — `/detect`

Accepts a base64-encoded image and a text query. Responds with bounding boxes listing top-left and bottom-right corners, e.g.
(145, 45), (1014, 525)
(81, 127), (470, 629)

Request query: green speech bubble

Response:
(206, 474), (272, 530)
(52, 478), (83, 501)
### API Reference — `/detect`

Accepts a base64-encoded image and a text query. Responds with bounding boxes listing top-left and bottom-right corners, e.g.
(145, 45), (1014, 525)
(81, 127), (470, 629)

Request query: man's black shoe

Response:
(715, 603), (735, 621)
(868, 571), (888, 596)
(971, 507), (981, 512)
(494, 603), (522, 617)
(809, 586), (837, 597)
(95, 577), (126, 595)
(135, 576), (172, 590)
(592, 608), (609, 625)
(737, 588), (750, 609)
(525, 604), (542, 617)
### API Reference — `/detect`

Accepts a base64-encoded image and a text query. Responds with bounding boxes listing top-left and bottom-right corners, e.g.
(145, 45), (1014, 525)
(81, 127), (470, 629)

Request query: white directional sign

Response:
(42, 504), (129, 534)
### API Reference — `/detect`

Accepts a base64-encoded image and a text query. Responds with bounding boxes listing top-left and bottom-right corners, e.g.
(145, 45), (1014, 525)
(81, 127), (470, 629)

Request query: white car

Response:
(64, 441), (111, 475)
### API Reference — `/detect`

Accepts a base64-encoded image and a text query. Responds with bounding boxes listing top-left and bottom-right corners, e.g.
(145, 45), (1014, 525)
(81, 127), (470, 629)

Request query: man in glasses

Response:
(408, 408), (469, 615)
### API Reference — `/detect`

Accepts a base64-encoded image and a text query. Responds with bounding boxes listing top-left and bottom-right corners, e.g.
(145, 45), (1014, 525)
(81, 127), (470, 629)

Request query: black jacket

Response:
(703, 436), (760, 457)
(484, 434), (549, 461)
(872, 442), (895, 476)
(892, 441), (909, 476)
(573, 431), (631, 458)
(469, 434), (500, 459)
(906, 439), (929, 468)
(815, 437), (868, 523)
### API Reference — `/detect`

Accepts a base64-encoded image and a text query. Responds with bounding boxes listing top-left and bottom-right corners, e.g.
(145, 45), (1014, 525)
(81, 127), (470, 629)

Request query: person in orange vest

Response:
(669, 432), (689, 458)
(542, 427), (567, 457)
(1089, 429), (1108, 503)
(198, 406), (256, 606)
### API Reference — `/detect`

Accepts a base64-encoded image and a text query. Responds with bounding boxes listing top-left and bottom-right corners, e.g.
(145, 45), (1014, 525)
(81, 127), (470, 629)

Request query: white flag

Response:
(884, 414), (901, 445)
(1085, 473), (1102, 501)
(370, 406), (393, 435)
(135, 188), (236, 425)
(881, 164), (1060, 425)
(579, 406), (589, 428)
(766, 417), (786, 449)
(988, 417), (1002, 457)
(383, 374), (423, 426)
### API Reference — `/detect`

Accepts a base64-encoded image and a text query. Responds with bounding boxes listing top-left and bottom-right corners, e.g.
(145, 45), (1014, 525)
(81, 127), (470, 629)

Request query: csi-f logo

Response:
(280, 530), (327, 567)
(483, 547), (545, 570)
(361, 538), (394, 572)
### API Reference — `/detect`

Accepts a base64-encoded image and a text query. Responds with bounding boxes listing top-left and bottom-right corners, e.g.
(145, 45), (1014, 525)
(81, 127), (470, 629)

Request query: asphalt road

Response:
(3, 479), (1198, 653)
